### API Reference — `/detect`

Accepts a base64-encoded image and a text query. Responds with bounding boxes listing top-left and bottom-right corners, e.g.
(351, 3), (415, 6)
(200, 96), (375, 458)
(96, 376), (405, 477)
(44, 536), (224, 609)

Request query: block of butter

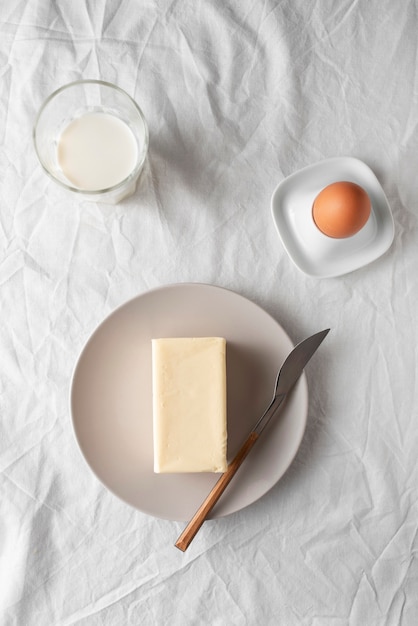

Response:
(152, 337), (227, 473)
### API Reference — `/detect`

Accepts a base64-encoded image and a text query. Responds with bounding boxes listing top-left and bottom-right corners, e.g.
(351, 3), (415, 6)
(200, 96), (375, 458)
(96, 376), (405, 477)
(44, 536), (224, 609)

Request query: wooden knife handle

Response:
(175, 431), (259, 552)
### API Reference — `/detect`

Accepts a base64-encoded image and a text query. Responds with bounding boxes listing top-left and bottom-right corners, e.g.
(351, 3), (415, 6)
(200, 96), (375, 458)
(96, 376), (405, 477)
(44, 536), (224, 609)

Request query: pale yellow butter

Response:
(152, 337), (227, 473)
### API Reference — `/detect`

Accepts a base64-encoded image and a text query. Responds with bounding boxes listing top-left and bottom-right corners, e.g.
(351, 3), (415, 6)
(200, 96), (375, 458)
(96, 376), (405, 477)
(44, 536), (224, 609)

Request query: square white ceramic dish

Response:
(271, 157), (394, 278)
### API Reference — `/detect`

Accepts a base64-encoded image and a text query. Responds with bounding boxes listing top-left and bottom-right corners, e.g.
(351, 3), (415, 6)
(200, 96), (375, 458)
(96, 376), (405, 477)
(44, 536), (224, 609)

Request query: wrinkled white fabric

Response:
(1, 1), (418, 624)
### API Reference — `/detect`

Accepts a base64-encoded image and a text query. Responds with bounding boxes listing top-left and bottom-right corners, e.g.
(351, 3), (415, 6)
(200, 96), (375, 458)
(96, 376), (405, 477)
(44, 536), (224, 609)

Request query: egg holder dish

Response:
(271, 157), (395, 278)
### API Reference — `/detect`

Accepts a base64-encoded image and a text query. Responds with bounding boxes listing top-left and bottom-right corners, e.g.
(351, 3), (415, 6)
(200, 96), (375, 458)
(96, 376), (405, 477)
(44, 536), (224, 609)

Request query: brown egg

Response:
(312, 181), (371, 238)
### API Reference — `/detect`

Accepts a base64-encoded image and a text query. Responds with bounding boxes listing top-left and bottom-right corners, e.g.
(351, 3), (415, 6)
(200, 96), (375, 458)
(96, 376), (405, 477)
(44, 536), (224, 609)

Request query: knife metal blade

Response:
(253, 328), (330, 436)
(175, 328), (330, 552)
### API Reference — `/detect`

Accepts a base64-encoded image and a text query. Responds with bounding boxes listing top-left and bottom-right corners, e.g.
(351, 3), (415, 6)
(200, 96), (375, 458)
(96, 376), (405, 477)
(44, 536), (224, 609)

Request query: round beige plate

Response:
(70, 283), (308, 521)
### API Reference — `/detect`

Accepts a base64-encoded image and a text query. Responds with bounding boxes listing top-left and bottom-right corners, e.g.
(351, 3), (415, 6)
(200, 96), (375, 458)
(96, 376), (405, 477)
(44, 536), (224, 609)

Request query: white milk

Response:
(57, 112), (138, 191)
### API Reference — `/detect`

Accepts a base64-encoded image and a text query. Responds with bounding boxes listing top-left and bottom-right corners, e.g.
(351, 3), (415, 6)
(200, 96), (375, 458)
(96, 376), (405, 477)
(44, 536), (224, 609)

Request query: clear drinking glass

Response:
(33, 80), (149, 204)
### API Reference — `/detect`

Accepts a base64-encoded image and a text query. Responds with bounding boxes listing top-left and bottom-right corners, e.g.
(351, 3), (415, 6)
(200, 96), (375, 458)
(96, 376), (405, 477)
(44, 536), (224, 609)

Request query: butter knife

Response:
(175, 328), (330, 552)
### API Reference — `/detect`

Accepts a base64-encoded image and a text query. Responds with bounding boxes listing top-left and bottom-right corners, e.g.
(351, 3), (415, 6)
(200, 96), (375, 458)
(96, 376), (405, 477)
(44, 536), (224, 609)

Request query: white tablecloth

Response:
(1, 1), (417, 624)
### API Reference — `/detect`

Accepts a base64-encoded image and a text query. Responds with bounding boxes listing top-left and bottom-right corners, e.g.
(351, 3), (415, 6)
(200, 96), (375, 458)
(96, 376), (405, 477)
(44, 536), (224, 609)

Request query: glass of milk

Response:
(33, 80), (148, 203)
